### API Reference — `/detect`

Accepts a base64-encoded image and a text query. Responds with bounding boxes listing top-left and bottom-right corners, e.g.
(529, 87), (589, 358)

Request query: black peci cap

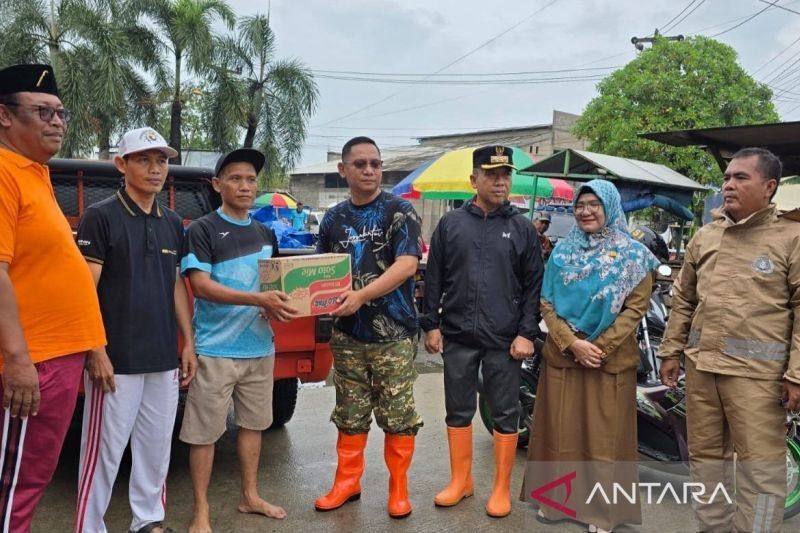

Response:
(0, 64), (58, 97)
(215, 148), (266, 177)
(472, 145), (516, 170)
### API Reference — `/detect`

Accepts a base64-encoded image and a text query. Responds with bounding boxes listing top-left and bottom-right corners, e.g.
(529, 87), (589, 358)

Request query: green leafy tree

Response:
(135, 0), (235, 163)
(573, 36), (779, 185)
(154, 82), (214, 150)
(0, 0), (163, 157)
(205, 13), (319, 186)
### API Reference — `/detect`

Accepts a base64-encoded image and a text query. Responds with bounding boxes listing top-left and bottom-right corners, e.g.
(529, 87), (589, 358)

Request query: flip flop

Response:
(130, 522), (174, 533)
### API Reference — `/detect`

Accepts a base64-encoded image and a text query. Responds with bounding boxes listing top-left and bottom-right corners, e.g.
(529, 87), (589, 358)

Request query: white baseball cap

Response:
(117, 127), (178, 159)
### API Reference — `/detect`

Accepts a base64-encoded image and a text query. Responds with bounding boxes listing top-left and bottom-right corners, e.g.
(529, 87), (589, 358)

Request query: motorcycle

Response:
(477, 264), (800, 519)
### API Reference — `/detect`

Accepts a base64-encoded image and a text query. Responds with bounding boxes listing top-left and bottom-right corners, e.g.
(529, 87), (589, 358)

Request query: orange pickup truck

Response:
(50, 158), (333, 426)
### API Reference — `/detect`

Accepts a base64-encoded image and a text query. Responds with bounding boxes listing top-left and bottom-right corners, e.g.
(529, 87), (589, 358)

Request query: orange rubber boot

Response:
(485, 431), (518, 518)
(434, 425), (474, 507)
(314, 432), (368, 511)
(385, 433), (415, 519)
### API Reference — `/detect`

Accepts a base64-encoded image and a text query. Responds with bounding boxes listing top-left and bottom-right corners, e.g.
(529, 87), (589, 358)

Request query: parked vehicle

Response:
(308, 211), (324, 235)
(50, 158), (333, 427)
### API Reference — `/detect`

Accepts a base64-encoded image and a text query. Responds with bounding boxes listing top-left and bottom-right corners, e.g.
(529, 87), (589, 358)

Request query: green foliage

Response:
(0, 1), (318, 171)
(0, 0), (163, 157)
(134, 0), (236, 161)
(153, 83), (214, 150)
(204, 14), (318, 180)
(573, 36), (779, 185)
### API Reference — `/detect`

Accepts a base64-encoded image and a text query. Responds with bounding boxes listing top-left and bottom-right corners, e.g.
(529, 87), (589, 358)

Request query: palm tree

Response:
(206, 14), (318, 184)
(0, 0), (164, 157)
(134, 0), (235, 163)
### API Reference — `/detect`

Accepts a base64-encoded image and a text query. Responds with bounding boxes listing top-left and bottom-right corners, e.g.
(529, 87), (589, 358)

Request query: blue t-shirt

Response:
(181, 209), (277, 358)
(317, 191), (422, 342)
(291, 209), (308, 230)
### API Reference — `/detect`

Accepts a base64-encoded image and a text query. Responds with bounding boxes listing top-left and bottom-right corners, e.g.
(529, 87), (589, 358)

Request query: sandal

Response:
(130, 522), (174, 533)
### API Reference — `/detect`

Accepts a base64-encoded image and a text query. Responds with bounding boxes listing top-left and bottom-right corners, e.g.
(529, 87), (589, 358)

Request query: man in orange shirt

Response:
(0, 64), (105, 531)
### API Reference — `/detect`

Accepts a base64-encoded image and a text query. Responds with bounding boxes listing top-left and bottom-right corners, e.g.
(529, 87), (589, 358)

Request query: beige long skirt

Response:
(520, 362), (642, 530)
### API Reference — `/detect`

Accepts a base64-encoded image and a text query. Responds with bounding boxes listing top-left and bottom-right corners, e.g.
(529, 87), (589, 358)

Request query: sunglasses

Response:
(345, 159), (383, 170)
(5, 103), (72, 123)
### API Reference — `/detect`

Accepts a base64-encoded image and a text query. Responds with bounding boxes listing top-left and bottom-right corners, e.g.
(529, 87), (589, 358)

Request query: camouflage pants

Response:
(330, 329), (423, 436)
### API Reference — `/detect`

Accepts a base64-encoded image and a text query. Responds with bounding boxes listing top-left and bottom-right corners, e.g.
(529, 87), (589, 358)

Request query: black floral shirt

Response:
(317, 191), (422, 342)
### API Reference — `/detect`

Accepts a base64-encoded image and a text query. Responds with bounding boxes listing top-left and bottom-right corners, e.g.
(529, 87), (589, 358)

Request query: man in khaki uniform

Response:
(660, 147), (800, 532)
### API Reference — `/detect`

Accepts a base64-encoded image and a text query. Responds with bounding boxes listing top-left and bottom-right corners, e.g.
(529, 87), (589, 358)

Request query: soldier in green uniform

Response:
(314, 136), (423, 519)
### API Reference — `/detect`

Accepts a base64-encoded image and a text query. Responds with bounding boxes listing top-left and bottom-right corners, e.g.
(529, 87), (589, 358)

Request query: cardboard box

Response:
(259, 253), (351, 316)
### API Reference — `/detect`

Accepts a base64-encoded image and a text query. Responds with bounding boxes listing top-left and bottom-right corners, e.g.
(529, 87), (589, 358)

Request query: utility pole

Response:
(631, 29), (684, 51)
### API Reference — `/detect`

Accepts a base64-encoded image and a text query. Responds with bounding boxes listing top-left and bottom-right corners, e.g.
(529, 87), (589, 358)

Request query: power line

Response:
(662, 0), (707, 33)
(309, 89), (494, 128)
(364, 91), (491, 119)
(757, 0), (800, 15)
(314, 125), (544, 132)
(761, 47), (800, 83)
(752, 34), (800, 76)
(307, 133), (418, 140)
(771, 66), (800, 88)
(690, 0), (800, 35)
(575, 51), (633, 67)
(710, 0), (781, 37)
(764, 53), (800, 86)
(686, 12), (757, 33)
(316, 0), (563, 127)
(781, 99), (800, 116)
(309, 65), (621, 77)
(314, 73), (607, 85)
(659, 0), (700, 34)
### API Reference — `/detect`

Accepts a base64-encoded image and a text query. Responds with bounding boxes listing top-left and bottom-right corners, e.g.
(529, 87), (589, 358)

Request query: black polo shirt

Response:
(76, 189), (183, 374)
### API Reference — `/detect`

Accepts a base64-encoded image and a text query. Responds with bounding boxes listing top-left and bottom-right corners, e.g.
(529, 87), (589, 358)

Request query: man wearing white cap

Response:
(74, 127), (197, 533)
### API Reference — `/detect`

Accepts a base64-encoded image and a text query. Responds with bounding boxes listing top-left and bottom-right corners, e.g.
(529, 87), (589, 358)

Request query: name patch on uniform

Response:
(752, 255), (774, 274)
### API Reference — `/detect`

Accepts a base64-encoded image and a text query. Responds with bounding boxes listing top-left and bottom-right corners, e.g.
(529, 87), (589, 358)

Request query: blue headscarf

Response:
(541, 179), (659, 340)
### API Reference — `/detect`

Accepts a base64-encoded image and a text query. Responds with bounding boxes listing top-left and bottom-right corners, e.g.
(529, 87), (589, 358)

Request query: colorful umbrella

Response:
(391, 146), (572, 201)
(548, 178), (575, 201)
(254, 192), (297, 208)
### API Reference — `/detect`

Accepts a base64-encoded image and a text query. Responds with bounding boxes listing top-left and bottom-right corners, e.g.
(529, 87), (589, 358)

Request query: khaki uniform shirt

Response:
(659, 205), (800, 383)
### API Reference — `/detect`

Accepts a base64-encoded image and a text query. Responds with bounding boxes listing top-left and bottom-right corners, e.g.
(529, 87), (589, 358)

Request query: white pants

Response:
(75, 370), (179, 533)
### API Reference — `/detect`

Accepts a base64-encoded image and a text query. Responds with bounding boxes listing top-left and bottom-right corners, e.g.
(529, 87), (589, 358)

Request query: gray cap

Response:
(535, 212), (551, 222)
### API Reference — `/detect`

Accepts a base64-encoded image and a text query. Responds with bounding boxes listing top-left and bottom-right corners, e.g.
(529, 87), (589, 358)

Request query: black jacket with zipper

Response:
(420, 199), (543, 349)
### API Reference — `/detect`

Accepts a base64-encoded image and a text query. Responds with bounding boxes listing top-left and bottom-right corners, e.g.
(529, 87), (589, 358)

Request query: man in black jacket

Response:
(421, 145), (543, 518)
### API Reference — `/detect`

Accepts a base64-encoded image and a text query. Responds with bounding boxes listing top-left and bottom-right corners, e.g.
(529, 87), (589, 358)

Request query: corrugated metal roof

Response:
(417, 123), (551, 141)
(290, 159), (340, 175)
(640, 121), (800, 176)
(523, 149), (707, 192)
(291, 133), (544, 176)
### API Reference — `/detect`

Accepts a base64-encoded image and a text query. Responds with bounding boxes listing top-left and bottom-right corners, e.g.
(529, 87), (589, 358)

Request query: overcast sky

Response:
(222, 0), (800, 166)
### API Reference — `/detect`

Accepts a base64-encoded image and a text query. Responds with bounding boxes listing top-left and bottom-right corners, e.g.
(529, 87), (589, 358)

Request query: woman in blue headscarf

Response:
(521, 180), (659, 533)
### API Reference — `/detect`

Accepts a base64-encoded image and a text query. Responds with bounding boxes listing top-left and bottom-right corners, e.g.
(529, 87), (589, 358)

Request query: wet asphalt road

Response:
(32, 349), (800, 532)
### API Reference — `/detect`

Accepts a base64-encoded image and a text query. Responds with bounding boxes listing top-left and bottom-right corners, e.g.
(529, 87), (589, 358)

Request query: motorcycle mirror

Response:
(657, 264), (672, 277)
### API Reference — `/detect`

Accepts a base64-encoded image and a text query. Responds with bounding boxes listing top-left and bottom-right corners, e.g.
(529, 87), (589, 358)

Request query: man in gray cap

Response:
(533, 212), (553, 262)
(0, 64), (106, 530)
